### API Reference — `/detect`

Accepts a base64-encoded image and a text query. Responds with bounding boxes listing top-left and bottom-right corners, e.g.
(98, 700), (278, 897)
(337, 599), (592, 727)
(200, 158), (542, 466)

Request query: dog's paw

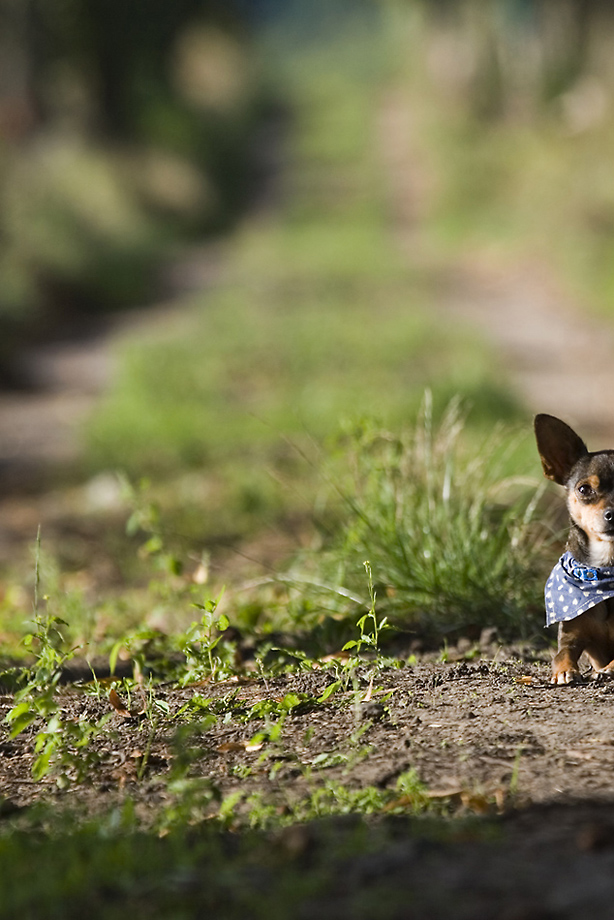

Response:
(591, 667), (614, 681)
(551, 668), (582, 685)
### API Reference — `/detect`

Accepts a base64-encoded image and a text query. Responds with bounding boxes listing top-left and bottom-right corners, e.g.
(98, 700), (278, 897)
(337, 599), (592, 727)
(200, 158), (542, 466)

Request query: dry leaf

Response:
(192, 562), (209, 585)
(362, 673), (375, 703)
(460, 791), (492, 814)
(426, 787), (464, 800)
(217, 740), (264, 754)
(217, 742), (247, 753)
(109, 688), (131, 717)
(383, 795), (414, 811)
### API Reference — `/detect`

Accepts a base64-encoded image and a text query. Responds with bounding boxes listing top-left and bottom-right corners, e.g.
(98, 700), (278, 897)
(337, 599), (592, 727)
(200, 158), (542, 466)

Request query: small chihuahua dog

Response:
(535, 414), (614, 684)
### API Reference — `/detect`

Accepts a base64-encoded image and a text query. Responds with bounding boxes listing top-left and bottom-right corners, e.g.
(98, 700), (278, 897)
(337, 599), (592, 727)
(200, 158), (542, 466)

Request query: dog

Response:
(535, 413), (614, 684)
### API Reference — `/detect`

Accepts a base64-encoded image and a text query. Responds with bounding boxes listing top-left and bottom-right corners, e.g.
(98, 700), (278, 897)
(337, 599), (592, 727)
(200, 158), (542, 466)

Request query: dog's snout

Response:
(604, 509), (614, 525)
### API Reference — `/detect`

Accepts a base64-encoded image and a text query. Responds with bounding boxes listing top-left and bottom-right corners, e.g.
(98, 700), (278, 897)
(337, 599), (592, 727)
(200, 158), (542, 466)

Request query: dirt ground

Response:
(5, 650), (614, 813)
(5, 650), (614, 916)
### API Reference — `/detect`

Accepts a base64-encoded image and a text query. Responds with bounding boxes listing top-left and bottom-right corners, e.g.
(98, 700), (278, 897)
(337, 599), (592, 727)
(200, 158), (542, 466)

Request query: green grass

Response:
(0, 568), (493, 918)
(265, 398), (553, 643)
(85, 245), (514, 476)
(0, 804), (493, 920)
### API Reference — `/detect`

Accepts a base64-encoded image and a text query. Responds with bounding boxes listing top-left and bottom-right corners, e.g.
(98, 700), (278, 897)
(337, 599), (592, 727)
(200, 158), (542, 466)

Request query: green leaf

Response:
(282, 693), (302, 711)
(143, 535), (163, 555)
(7, 709), (37, 738)
(318, 680), (341, 702)
(5, 700), (32, 724)
(109, 641), (123, 676)
(32, 747), (53, 781)
(126, 511), (141, 537)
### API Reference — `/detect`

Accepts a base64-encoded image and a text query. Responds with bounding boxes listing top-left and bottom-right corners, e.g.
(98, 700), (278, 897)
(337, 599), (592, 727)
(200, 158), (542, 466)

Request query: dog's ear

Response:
(534, 414), (588, 485)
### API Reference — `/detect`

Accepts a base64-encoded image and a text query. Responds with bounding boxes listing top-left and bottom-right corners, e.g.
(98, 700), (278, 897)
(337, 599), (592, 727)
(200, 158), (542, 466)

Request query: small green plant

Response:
(343, 561), (391, 658)
(5, 618), (69, 782)
(310, 560), (397, 703)
(4, 532), (107, 783)
(180, 590), (234, 684)
(4, 530), (69, 759)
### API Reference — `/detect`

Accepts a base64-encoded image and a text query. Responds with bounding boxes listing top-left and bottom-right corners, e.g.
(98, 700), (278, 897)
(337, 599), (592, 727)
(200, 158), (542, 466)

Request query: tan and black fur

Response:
(535, 413), (614, 684)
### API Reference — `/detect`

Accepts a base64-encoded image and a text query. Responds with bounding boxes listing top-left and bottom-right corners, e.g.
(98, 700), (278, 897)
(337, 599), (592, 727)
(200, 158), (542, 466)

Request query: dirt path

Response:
(0, 243), (229, 483)
(379, 89), (614, 448)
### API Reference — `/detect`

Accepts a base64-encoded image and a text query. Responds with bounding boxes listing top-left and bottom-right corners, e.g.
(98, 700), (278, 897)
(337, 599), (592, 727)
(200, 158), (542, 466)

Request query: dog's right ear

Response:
(534, 414), (588, 485)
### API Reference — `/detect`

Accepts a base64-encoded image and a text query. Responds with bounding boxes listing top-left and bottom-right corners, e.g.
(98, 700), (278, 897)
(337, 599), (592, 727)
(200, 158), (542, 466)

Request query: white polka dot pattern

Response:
(545, 552), (614, 626)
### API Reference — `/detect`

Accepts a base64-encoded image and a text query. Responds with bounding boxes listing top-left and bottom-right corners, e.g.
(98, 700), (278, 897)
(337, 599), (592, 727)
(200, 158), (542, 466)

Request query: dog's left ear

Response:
(534, 414), (588, 485)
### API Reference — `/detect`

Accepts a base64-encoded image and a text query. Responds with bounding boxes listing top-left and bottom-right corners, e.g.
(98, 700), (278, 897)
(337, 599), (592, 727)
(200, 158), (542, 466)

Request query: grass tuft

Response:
(301, 396), (551, 640)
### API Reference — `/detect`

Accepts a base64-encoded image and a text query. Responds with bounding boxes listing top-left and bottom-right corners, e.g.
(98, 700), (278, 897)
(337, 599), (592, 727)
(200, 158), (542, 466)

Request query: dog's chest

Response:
(592, 598), (614, 622)
(587, 539), (614, 568)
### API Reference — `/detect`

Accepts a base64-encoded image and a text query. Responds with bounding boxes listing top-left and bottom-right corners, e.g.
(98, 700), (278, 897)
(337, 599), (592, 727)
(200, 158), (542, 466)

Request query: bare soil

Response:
(5, 653), (614, 916)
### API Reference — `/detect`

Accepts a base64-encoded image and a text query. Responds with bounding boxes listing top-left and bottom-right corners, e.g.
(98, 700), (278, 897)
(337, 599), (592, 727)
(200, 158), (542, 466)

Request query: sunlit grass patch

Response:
(85, 260), (512, 476)
(288, 398), (551, 641)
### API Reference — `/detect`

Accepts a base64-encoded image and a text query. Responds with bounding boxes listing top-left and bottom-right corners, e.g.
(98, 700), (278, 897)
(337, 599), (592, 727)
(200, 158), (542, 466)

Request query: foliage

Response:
(3, 534), (109, 784)
(0, 0), (261, 357)
(0, 398), (550, 914)
(0, 7), (577, 911)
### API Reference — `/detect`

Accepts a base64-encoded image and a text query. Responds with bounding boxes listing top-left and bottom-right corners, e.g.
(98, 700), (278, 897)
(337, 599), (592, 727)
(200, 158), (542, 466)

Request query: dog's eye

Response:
(577, 483), (594, 498)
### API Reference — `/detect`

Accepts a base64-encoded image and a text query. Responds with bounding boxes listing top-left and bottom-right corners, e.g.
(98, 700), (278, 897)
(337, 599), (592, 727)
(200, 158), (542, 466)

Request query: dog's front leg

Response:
(552, 621), (585, 684)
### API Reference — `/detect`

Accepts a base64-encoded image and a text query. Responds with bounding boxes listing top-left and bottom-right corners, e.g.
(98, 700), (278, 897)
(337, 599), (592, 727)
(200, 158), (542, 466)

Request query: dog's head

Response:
(535, 414), (614, 562)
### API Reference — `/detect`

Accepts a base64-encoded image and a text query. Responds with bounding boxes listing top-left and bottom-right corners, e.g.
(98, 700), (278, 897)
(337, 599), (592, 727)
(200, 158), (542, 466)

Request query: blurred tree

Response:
(0, 0), (40, 139)
(415, 0), (614, 119)
(16, 0), (246, 134)
(0, 0), (258, 352)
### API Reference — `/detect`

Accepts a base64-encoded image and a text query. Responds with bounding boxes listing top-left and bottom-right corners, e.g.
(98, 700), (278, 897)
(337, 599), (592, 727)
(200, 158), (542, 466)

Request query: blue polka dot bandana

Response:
(545, 551), (614, 626)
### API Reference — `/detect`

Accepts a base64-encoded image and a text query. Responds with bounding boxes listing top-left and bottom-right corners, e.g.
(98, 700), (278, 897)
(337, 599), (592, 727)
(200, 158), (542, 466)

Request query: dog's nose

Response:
(605, 509), (614, 524)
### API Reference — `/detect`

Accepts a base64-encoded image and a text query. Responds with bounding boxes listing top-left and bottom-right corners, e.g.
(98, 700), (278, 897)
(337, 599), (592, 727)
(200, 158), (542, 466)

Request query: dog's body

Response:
(535, 414), (614, 684)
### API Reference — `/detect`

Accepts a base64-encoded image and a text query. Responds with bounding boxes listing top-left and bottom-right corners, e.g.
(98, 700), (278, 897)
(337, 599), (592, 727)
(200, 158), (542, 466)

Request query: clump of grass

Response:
(306, 396), (550, 640)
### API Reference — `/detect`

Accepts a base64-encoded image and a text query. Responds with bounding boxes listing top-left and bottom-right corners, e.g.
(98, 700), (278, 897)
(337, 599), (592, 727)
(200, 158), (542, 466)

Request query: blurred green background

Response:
(1, 0), (613, 620)
(1, 0), (612, 419)
(0, 0), (261, 365)
(0, 1), (609, 353)
(2, 0), (614, 896)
